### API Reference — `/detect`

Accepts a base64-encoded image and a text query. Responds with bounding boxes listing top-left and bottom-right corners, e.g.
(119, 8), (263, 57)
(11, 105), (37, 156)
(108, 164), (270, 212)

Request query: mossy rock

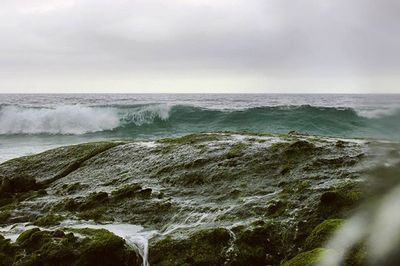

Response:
(266, 200), (288, 217)
(0, 142), (120, 186)
(0, 176), (39, 198)
(0, 234), (16, 266)
(318, 190), (363, 218)
(226, 143), (247, 159)
(14, 228), (141, 266)
(31, 214), (63, 227)
(304, 219), (344, 250)
(283, 248), (337, 266)
(0, 210), (11, 224)
(61, 198), (81, 211)
(68, 228), (141, 266)
(270, 140), (316, 161)
(172, 171), (207, 186)
(79, 192), (109, 211)
(58, 182), (87, 195)
(158, 133), (220, 145)
(77, 207), (110, 222)
(111, 184), (142, 200)
(230, 221), (285, 266)
(149, 228), (231, 266)
(344, 242), (366, 266)
(0, 198), (15, 208)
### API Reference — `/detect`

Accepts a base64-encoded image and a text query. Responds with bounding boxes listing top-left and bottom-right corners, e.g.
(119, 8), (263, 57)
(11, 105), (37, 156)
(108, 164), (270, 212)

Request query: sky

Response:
(0, 0), (399, 93)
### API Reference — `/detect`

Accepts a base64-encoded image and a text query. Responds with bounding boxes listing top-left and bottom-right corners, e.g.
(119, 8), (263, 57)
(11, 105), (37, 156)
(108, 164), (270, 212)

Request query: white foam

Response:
(66, 222), (156, 266)
(0, 105), (120, 135)
(356, 108), (398, 119)
(0, 104), (172, 135)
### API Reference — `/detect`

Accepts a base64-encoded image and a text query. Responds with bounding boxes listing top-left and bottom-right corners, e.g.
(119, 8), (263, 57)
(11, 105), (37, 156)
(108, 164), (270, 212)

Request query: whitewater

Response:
(0, 94), (399, 162)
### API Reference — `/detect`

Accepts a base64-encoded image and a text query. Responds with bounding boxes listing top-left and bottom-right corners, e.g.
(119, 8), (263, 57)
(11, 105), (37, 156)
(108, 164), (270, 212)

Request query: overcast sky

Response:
(0, 0), (399, 93)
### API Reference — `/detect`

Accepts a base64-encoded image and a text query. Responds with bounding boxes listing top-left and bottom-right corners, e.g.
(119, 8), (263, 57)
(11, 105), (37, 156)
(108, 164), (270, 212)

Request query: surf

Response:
(0, 104), (399, 141)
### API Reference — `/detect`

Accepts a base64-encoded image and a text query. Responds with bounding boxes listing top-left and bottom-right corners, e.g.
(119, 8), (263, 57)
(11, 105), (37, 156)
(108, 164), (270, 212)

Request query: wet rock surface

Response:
(0, 133), (397, 265)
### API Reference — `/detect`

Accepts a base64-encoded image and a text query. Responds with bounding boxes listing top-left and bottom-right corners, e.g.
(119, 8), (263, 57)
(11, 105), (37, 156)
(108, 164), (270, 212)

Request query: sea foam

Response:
(0, 105), (120, 135)
(0, 104), (172, 135)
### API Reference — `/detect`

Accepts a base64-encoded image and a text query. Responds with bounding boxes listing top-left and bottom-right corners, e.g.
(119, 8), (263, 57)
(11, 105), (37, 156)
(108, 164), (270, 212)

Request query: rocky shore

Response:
(0, 132), (398, 266)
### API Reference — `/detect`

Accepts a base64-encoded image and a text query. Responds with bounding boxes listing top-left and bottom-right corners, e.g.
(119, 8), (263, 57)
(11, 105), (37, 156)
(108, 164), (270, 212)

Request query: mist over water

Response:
(0, 94), (399, 162)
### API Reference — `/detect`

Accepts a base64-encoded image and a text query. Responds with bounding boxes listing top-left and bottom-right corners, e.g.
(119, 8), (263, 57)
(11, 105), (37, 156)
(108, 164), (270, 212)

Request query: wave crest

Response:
(0, 104), (398, 140)
(119, 104), (171, 126)
(0, 104), (173, 135)
(0, 105), (120, 135)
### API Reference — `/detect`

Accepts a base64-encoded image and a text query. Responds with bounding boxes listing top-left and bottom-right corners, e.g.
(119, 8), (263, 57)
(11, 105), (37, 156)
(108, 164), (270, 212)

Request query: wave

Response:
(0, 104), (399, 140)
(0, 105), (120, 135)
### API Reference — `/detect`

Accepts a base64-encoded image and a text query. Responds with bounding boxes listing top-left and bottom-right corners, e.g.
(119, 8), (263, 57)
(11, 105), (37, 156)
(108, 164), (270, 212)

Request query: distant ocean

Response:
(0, 93), (399, 162)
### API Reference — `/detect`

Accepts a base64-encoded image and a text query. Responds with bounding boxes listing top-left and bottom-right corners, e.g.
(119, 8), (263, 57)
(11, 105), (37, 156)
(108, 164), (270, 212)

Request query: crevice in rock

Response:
(39, 143), (123, 187)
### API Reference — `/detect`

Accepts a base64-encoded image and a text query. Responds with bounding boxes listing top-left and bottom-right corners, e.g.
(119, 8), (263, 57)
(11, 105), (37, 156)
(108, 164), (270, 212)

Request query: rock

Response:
(229, 221), (285, 266)
(288, 131), (309, 136)
(0, 210), (11, 224)
(0, 176), (39, 198)
(226, 143), (247, 159)
(111, 184), (142, 200)
(31, 214), (63, 227)
(335, 140), (347, 148)
(158, 133), (221, 144)
(282, 248), (337, 266)
(304, 219), (344, 250)
(149, 228), (231, 266)
(0, 234), (15, 265)
(9, 228), (141, 266)
(79, 192), (109, 211)
(0, 133), (382, 266)
(318, 190), (363, 218)
(266, 200), (288, 217)
(0, 142), (121, 185)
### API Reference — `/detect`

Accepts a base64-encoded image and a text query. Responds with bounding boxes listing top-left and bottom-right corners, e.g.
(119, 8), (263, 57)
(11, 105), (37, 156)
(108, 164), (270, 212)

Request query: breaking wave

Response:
(0, 104), (398, 140)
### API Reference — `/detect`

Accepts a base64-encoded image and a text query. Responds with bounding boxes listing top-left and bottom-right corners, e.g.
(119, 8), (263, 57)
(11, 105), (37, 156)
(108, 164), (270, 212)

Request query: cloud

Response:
(0, 0), (399, 92)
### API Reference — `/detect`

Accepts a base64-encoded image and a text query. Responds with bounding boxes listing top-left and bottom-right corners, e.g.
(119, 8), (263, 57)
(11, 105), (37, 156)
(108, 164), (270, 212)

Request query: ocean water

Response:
(0, 93), (399, 162)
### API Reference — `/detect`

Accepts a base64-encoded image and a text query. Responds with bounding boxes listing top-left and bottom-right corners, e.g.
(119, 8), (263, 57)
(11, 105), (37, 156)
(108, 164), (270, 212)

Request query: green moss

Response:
(14, 228), (141, 266)
(283, 248), (337, 266)
(304, 219), (344, 250)
(59, 192), (110, 214)
(266, 200), (288, 217)
(318, 190), (363, 218)
(77, 207), (109, 222)
(58, 182), (87, 195)
(226, 143), (247, 159)
(78, 191), (109, 210)
(0, 234), (16, 265)
(158, 133), (220, 144)
(60, 198), (81, 211)
(165, 170), (210, 186)
(67, 228), (141, 266)
(344, 242), (366, 266)
(1, 142), (120, 184)
(16, 228), (38, 243)
(32, 214), (63, 227)
(0, 210), (11, 224)
(0, 176), (40, 198)
(231, 221), (285, 266)
(0, 198), (15, 208)
(335, 140), (347, 148)
(149, 228), (231, 266)
(268, 142), (289, 153)
(111, 184), (142, 200)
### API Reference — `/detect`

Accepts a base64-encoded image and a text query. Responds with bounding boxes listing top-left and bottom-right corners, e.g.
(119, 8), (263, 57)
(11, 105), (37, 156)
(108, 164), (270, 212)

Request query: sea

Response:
(0, 93), (399, 163)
